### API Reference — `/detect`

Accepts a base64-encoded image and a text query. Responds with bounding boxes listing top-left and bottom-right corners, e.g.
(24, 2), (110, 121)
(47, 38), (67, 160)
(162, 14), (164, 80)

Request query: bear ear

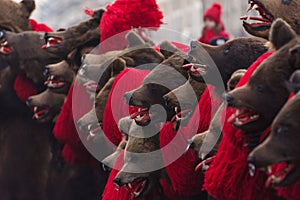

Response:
(289, 44), (300, 69)
(20, 0), (36, 15)
(270, 18), (296, 50)
(112, 58), (126, 76)
(126, 31), (146, 48)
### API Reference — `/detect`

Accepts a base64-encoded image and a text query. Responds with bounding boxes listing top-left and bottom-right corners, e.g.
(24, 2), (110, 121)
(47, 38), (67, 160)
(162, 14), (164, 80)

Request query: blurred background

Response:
(23, 0), (249, 43)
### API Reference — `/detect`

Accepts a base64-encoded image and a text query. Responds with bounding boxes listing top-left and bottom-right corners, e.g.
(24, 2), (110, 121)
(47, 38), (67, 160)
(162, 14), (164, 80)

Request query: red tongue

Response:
(240, 16), (270, 23)
(129, 106), (149, 119)
(0, 46), (13, 54)
(182, 63), (194, 69)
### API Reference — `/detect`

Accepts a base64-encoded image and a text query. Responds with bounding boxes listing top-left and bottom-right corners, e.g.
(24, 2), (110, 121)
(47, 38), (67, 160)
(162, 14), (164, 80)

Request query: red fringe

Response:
(159, 86), (221, 196)
(99, 0), (163, 52)
(203, 52), (277, 200)
(102, 68), (150, 146)
(53, 82), (98, 166)
(13, 75), (37, 103)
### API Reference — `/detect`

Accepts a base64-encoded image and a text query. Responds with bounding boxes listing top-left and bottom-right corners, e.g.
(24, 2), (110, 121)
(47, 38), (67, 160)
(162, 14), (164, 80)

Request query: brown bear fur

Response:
(0, 0), (35, 31)
(188, 37), (268, 90)
(0, 65), (52, 200)
(226, 19), (300, 134)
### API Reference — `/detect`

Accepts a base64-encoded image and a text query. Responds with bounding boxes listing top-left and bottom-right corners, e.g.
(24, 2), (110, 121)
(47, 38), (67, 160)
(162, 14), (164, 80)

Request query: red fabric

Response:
(29, 19), (53, 32)
(103, 68), (150, 147)
(203, 52), (277, 200)
(204, 2), (222, 24)
(159, 85), (221, 196)
(99, 0), (163, 52)
(13, 75), (37, 103)
(53, 82), (98, 166)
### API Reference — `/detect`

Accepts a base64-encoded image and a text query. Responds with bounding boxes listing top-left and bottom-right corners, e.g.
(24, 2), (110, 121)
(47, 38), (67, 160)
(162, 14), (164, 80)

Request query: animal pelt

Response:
(203, 52), (277, 200)
(102, 68), (150, 146)
(159, 85), (221, 197)
(53, 82), (98, 166)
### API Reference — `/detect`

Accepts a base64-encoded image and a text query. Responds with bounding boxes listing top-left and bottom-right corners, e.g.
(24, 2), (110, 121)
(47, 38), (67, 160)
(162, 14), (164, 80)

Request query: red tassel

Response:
(84, 7), (95, 17)
(13, 75), (37, 103)
(102, 68), (150, 147)
(203, 52), (277, 200)
(29, 19), (53, 32)
(99, 0), (163, 52)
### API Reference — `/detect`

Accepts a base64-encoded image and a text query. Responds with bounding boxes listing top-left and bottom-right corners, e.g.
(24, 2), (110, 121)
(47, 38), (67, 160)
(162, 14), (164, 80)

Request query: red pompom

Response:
(204, 52), (277, 200)
(13, 75), (37, 103)
(99, 0), (163, 52)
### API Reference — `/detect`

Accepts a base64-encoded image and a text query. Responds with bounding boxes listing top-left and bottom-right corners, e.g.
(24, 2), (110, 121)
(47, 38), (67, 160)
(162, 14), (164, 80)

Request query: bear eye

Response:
(282, 0), (292, 5)
(149, 84), (157, 93)
(277, 126), (288, 134)
(256, 85), (264, 93)
(224, 46), (230, 55)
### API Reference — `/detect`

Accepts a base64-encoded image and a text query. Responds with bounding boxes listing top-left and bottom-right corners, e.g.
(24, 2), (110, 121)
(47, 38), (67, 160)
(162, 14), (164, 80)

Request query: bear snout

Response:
(113, 177), (125, 187)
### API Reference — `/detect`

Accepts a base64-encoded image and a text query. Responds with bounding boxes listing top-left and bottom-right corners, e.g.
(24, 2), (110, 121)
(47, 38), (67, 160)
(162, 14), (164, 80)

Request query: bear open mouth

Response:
(44, 75), (66, 89)
(126, 178), (149, 198)
(264, 162), (295, 188)
(183, 63), (208, 77)
(228, 107), (260, 127)
(83, 80), (101, 93)
(32, 105), (50, 120)
(171, 106), (192, 122)
(85, 122), (102, 142)
(42, 36), (62, 49)
(0, 38), (13, 55)
(240, 0), (274, 31)
(129, 106), (152, 125)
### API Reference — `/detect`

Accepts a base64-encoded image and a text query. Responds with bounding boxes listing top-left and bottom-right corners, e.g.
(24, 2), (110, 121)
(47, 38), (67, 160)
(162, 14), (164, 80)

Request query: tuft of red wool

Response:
(159, 85), (221, 197)
(29, 19), (53, 32)
(53, 82), (98, 166)
(102, 68), (150, 146)
(99, 0), (163, 52)
(84, 7), (95, 17)
(203, 52), (278, 200)
(13, 75), (37, 103)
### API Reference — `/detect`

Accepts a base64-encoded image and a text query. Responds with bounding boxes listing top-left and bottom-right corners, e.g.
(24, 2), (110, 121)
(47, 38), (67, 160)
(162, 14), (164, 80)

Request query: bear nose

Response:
(247, 156), (256, 165)
(223, 93), (234, 106)
(124, 92), (132, 104)
(26, 97), (33, 106)
(113, 178), (124, 187)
